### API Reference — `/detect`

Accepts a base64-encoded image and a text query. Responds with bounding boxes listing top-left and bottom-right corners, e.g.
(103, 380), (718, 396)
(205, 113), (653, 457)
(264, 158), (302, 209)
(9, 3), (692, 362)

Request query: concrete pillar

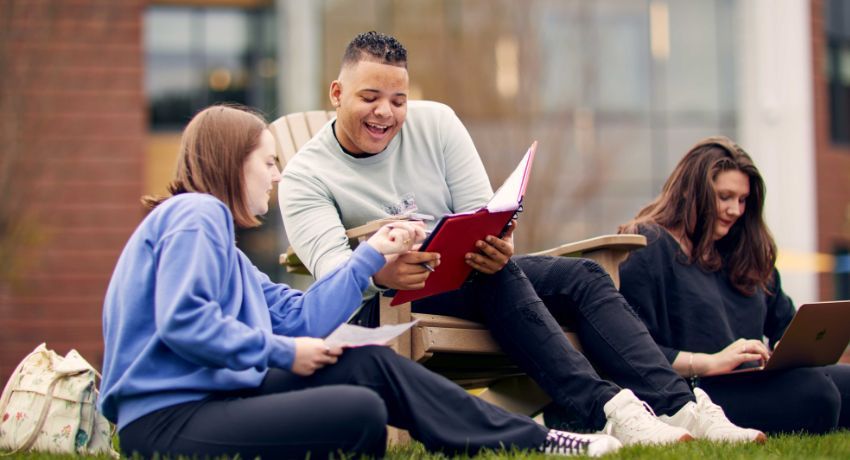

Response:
(276, 0), (322, 114)
(737, 0), (817, 302)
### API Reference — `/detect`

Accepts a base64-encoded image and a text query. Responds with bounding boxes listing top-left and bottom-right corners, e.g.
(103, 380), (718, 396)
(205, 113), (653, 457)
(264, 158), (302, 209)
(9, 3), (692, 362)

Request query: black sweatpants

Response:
(119, 346), (547, 459)
(698, 363), (850, 434)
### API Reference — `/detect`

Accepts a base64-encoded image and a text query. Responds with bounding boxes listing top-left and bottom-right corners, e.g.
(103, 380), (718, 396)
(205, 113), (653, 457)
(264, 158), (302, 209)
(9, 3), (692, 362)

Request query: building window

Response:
(144, 4), (278, 130)
(144, 3), (288, 282)
(826, 0), (850, 144)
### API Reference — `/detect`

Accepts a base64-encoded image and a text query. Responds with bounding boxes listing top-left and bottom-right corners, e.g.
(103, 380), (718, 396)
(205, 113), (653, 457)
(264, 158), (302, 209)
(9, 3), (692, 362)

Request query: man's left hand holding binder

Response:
(463, 219), (518, 275)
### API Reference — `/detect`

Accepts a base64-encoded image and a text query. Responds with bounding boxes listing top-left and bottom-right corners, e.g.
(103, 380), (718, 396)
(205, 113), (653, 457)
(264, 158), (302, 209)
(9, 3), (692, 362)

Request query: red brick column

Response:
(0, 0), (147, 380)
(812, 0), (850, 300)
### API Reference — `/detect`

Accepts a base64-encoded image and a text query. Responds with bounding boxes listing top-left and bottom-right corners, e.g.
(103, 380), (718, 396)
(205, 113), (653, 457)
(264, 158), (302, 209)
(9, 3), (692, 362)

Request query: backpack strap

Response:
(2, 368), (91, 456)
(0, 344), (47, 418)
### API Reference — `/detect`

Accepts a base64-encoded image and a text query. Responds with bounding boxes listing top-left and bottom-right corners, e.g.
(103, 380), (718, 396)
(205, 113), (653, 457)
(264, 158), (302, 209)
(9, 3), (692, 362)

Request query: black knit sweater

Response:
(619, 224), (795, 364)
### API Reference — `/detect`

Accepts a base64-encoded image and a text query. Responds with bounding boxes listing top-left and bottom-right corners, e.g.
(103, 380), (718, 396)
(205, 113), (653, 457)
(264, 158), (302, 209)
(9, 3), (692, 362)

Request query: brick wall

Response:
(0, 0), (147, 380)
(811, 0), (850, 300)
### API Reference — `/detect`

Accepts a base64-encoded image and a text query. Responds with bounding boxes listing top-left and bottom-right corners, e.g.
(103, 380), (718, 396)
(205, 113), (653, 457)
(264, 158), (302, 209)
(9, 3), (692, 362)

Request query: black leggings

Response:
(119, 346), (546, 459)
(698, 363), (850, 434)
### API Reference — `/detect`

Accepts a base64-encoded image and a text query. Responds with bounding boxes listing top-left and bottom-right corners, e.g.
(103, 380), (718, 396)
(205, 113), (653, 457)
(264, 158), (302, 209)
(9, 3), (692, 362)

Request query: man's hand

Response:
(291, 338), (343, 376)
(465, 219), (517, 274)
(373, 250), (440, 290)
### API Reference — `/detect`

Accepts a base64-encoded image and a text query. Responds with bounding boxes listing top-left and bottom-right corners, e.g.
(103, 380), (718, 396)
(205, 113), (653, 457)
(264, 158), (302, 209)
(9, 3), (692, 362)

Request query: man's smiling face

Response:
(330, 59), (409, 155)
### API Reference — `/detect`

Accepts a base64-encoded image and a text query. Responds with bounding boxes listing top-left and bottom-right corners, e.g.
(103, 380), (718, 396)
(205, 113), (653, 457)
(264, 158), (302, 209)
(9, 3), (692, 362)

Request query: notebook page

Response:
(486, 141), (537, 213)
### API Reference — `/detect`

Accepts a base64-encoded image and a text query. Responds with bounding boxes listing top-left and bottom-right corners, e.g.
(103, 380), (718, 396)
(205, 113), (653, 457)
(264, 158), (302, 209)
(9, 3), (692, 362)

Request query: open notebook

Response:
(718, 300), (850, 375)
(389, 141), (537, 306)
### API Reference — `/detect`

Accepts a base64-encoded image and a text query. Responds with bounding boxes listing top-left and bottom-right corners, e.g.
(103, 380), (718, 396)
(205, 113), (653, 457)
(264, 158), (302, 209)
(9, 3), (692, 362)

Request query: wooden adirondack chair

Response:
(271, 109), (647, 416)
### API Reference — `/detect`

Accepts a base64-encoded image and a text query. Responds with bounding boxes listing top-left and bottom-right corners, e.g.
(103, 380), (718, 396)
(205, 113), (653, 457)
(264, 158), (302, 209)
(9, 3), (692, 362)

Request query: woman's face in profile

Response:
(242, 129), (281, 217)
(713, 169), (749, 241)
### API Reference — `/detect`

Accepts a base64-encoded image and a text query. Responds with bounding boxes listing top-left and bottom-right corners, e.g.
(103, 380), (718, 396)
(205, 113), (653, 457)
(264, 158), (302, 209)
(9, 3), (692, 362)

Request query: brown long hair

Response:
(142, 104), (267, 228)
(620, 136), (776, 295)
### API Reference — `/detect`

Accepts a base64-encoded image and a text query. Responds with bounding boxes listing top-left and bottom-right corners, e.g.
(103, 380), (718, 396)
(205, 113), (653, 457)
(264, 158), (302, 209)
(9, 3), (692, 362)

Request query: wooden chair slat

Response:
(286, 113), (313, 161)
(305, 110), (335, 134)
(269, 116), (298, 165)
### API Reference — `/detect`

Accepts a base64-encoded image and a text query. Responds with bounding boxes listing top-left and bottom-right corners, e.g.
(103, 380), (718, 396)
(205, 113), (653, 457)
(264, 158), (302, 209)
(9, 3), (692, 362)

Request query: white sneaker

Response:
(601, 389), (694, 445)
(659, 388), (767, 444)
(538, 429), (622, 457)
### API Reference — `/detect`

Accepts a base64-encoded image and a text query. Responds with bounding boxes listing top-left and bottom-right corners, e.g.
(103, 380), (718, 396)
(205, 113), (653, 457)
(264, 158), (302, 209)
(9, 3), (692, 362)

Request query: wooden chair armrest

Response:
(280, 247), (311, 274)
(343, 217), (407, 242)
(528, 234), (646, 258)
(529, 234), (646, 288)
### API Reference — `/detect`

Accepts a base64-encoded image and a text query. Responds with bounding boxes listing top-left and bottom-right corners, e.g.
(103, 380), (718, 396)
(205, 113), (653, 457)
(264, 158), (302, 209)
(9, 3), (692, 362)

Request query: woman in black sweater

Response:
(619, 136), (850, 434)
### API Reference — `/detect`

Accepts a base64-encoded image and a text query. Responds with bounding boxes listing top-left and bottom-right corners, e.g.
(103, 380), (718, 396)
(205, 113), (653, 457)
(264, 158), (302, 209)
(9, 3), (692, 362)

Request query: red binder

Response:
(389, 141), (537, 306)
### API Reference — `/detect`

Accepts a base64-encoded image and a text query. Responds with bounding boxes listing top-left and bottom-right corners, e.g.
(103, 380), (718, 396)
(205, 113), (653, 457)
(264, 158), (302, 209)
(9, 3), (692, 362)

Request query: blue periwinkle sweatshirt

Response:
(97, 193), (385, 429)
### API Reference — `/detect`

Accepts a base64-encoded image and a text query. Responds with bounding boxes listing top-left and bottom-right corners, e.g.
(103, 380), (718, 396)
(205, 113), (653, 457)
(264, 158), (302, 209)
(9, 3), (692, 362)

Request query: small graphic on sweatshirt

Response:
(383, 193), (417, 216)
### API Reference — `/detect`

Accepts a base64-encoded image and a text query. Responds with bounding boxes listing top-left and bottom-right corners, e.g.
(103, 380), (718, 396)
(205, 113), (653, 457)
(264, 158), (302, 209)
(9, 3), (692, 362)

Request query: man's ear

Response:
(329, 81), (342, 108)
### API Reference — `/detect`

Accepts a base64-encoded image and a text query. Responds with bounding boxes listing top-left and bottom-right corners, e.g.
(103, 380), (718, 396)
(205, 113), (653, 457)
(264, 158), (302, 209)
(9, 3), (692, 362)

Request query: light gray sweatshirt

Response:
(280, 100), (493, 297)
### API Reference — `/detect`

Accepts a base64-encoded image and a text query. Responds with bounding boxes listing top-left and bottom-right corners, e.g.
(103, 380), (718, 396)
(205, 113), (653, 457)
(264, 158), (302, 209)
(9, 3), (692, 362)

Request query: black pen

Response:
(404, 213), (436, 271)
(407, 212), (435, 222)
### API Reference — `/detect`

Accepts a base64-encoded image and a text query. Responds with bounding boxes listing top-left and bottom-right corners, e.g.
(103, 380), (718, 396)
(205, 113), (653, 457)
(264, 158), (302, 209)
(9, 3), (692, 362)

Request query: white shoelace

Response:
(696, 394), (725, 418)
(694, 393), (738, 433)
(612, 400), (657, 432)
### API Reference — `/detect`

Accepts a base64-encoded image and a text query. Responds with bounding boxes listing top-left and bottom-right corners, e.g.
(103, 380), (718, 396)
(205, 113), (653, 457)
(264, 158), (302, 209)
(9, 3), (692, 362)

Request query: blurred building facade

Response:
(0, 0), (846, 378)
(815, 0), (850, 300)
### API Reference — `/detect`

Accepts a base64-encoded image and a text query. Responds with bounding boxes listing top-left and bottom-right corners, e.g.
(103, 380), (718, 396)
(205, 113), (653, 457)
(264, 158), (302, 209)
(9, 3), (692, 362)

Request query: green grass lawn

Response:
(2, 430), (850, 459)
(386, 430), (850, 459)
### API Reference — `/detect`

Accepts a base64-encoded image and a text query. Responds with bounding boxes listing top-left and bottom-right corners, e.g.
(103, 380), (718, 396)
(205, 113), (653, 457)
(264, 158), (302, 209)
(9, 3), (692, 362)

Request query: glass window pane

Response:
(145, 8), (193, 54)
(204, 9), (250, 55)
(826, 0), (850, 144)
(534, 1), (582, 113)
(595, 1), (650, 113)
(144, 5), (277, 130)
(666, 0), (720, 113)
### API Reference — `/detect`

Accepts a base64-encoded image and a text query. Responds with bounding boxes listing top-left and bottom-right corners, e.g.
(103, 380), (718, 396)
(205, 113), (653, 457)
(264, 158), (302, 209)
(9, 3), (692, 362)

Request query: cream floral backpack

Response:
(0, 344), (118, 457)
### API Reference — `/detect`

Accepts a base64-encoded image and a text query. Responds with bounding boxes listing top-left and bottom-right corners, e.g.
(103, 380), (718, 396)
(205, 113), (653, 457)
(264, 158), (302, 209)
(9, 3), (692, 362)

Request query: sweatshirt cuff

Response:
(351, 243), (387, 276)
(267, 334), (296, 370)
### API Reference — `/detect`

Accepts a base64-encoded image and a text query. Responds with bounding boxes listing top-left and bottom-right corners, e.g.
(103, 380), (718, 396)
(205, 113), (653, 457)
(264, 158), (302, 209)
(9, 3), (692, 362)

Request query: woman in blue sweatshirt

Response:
(619, 136), (850, 434)
(97, 104), (621, 459)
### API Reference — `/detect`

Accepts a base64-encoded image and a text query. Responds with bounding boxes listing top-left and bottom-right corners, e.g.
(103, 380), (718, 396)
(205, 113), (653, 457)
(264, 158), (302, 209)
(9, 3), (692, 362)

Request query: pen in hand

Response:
(401, 213), (436, 272)
(406, 212), (435, 222)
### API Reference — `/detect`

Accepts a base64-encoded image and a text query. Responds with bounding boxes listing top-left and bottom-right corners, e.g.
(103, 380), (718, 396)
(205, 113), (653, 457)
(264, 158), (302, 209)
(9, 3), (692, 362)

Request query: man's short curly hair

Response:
(342, 31), (407, 69)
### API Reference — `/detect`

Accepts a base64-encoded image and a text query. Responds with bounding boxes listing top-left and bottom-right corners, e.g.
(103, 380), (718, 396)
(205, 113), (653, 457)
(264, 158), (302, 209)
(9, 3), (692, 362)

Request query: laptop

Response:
(721, 300), (850, 374)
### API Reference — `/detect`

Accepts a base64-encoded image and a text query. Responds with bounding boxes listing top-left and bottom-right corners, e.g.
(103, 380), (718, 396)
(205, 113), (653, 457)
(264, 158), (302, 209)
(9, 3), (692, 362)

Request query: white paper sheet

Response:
(324, 320), (419, 348)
